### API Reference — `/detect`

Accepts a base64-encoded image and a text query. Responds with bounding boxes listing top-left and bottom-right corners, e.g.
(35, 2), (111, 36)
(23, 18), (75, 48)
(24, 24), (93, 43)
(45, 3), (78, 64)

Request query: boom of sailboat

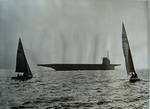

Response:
(11, 23), (141, 82)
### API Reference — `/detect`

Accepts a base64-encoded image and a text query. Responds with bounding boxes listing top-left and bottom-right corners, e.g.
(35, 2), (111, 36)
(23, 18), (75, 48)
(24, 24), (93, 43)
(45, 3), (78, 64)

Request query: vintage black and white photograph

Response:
(0, 0), (149, 109)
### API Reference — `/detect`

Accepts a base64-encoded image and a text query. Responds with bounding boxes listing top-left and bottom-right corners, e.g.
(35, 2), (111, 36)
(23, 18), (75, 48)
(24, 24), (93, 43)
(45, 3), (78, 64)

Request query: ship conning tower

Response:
(102, 57), (110, 65)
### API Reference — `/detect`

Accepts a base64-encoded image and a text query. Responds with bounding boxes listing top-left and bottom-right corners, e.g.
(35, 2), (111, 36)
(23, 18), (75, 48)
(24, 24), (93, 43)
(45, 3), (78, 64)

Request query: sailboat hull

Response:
(129, 78), (140, 82)
(11, 76), (32, 81)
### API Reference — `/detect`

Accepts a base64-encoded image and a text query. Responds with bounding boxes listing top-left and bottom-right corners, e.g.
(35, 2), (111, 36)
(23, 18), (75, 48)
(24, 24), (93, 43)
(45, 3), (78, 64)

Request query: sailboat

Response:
(122, 23), (140, 82)
(12, 38), (33, 80)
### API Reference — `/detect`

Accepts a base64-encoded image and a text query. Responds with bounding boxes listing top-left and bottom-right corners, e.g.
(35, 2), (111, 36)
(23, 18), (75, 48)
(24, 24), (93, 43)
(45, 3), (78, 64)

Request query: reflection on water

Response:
(0, 69), (149, 109)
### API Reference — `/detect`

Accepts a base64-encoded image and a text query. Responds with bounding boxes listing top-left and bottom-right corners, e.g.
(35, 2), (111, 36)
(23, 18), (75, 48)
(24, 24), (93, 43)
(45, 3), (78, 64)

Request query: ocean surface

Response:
(0, 69), (149, 109)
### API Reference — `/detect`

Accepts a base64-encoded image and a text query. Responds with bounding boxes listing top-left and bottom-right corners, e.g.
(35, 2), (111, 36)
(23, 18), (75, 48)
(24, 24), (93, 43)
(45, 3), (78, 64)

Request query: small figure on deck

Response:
(129, 72), (138, 79)
(17, 74), (19, 77)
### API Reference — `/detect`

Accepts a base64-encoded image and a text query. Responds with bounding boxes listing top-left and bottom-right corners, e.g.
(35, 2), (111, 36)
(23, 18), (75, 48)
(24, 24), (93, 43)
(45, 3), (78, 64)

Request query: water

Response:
(0, 69), (149, 109)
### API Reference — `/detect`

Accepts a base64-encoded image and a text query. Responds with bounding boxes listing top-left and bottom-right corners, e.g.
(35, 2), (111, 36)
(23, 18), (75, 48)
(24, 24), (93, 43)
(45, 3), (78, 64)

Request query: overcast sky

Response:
(0, 0), (148, 69)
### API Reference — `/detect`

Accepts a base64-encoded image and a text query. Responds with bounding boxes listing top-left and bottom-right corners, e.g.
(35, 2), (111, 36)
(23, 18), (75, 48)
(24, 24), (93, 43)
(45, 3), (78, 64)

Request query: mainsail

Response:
(15, 38), (32, 77)
(122, 23), (136, 75)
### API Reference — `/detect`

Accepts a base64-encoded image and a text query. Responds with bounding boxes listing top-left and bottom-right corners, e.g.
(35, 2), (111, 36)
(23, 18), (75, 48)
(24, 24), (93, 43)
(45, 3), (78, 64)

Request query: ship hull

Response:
(38, 64), (120, 71)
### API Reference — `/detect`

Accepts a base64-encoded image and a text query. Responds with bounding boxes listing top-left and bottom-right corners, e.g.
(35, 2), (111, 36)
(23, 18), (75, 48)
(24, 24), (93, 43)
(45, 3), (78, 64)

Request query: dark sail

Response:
(122, 23), (136, 75)
(15, 38), (32, 77)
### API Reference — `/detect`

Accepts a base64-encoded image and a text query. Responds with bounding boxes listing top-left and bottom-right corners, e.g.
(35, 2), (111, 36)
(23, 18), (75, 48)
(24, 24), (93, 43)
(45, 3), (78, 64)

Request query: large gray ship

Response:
(38, 57), (120, 71)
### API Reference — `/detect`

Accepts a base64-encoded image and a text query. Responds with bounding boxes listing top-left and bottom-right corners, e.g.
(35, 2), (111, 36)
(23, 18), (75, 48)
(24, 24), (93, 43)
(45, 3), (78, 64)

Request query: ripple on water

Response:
(0, 70), (149, 109)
